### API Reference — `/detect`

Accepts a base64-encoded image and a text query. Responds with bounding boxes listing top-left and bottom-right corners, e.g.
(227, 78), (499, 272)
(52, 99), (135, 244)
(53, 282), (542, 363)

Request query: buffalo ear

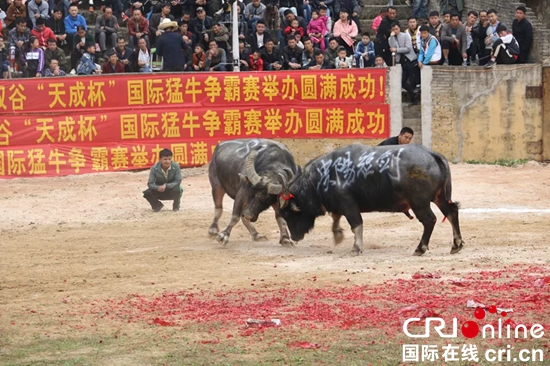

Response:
(238, 173), (250, 184)
(290, 202), (301, 212)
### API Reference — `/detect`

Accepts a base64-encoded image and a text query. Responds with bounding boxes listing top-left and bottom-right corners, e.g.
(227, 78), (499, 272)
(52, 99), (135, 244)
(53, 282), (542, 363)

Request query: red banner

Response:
(0, 69), (389, 179)
(0, 69), (386, 114)
(1, 105), (388, 147)
(0, 142), (218, 177)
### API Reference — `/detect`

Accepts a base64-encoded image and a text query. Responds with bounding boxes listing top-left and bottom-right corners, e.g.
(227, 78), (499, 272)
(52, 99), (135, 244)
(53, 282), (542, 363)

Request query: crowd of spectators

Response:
(0, 0), (535, 80)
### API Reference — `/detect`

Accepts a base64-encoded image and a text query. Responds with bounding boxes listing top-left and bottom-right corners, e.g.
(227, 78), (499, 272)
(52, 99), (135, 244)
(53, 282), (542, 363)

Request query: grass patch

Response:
(464, 159), (530, 167)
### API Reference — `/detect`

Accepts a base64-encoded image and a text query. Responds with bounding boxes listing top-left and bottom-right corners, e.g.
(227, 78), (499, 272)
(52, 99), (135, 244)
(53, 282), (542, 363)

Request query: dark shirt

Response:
(156, 31), (188, 69)
(378, 136), (399, 146)
(512, 18), (533, 52)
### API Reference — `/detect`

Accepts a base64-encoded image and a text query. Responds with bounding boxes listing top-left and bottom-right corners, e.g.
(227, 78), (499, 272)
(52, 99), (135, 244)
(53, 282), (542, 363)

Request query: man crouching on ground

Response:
(143, 148), (183, 212)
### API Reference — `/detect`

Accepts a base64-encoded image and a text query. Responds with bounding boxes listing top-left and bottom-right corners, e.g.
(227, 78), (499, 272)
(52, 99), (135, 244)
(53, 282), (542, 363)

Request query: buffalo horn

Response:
(283, 168), (295, 183)
(245, 150), (262, 185)
(267, 182), (282, 195)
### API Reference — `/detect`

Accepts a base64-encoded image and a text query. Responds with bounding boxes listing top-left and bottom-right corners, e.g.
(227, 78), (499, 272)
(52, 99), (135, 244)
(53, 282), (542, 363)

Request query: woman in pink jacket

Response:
(332, 9), (358, 55)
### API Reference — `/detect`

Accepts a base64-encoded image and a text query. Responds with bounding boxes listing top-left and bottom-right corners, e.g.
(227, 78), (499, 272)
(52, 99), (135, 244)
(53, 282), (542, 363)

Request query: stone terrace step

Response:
(360, 5), (412, 19)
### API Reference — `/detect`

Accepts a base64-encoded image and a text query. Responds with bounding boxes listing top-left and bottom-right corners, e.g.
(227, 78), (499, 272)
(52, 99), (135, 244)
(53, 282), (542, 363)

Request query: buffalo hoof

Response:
(333, 229), (344, 245)
(450, 241), (464, 254)
(351, 245), (362, 255)
(252, 233), (268, 242)
(413, 245), (428, 256)
(280, 238), (295, 247)
(208, 225), (219, 237)
(216, 232), (230, 246)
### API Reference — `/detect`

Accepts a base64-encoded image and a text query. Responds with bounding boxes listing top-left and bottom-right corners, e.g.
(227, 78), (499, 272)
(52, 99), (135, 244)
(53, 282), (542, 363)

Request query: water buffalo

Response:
(277, 143), (464, 256)
(208, 138), (297, 246)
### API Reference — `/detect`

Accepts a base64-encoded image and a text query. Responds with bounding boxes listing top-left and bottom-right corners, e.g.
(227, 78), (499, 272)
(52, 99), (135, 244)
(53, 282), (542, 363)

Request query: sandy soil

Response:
(0, 162), (549, 345)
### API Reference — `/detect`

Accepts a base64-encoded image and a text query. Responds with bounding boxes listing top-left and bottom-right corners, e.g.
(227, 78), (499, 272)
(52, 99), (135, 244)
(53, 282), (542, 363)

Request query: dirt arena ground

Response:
(1, 162), (550, 365)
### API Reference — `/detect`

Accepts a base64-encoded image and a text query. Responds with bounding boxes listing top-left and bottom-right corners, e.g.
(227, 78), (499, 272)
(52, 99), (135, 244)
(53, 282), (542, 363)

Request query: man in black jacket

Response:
(156, 20), (190, 71)
(378, 127), (414, 146)
(512, 6), (532, 64)
(282, 35), (302, 69)
(375, 6), (398, 67)
(46, 7), (68, 52)
(260, 39), (283, 70)
(250, 20), (272, 52)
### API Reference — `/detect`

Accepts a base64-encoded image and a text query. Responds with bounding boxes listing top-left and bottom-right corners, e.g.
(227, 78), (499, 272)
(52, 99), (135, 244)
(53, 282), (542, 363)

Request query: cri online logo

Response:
(403, 305), (545, 339)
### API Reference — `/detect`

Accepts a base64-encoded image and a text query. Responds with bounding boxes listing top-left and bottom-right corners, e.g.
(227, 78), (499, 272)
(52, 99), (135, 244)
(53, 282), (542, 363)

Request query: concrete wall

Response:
(274, 67), (403, 166)
(421, 64), (543, 162)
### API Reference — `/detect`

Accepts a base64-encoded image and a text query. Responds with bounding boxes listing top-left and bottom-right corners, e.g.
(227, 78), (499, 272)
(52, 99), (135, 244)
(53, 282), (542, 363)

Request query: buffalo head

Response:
(277, 167), (320, 242)
(239, 150), (295, 222)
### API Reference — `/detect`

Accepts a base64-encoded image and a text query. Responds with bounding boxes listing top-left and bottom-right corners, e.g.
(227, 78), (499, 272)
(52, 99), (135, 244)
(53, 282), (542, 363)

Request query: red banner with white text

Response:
(0, 69), (389, 178)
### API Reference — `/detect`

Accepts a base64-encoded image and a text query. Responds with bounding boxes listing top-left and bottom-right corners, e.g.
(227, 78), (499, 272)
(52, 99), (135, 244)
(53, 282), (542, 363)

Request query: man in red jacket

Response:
(102, 50), (126, 73)
(30, 17), (55, 49)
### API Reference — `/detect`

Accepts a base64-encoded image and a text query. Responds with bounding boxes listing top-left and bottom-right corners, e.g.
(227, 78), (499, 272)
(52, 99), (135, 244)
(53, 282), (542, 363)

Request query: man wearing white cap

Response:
(156, 18), (190, 71)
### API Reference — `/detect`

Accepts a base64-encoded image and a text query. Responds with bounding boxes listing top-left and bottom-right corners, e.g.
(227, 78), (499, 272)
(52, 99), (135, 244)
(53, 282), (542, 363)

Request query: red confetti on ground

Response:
(79, 265), (550, 336)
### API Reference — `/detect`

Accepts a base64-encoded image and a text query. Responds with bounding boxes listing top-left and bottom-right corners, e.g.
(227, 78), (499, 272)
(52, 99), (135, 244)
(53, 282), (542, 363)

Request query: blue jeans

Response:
(354, 55), (374, 68)
(140, 65), (153, 73)
(413, 0), (428, 19)
(302, 3), (311, 23)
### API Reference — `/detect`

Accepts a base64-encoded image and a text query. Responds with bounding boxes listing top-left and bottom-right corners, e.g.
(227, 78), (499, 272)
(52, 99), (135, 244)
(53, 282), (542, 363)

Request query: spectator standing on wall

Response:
(428, 10), (442, 40)
(439, 0), (463, 21)
(483, 9), (502, 65)
(389, 22), (420, 105)
(440, 13), (467, 66)
(474, 10), (489, 65)
(464, 11), (479, 65)
(512, 6), (532, 64)
(375, 6), (397, 67)
(405, 16), (421, 55)
(418, 25), (441, 67)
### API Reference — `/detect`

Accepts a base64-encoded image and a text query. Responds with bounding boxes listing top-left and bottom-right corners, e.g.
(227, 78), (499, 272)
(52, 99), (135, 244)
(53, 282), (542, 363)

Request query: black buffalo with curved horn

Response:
(278, 143), (464, 256)
(208, 138), (298, 246)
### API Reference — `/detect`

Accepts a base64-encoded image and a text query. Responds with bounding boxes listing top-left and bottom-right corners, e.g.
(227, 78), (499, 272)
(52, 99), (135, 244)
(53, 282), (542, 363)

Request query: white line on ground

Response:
(461, 208), (550, 214)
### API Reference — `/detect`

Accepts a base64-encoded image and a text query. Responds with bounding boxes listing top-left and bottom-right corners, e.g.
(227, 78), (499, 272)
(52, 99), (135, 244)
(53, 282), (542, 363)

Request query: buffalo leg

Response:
(436, 200), (464, 254)
(272, 204), (294, 247)
(331, 213), (344, 245)
(209, 185), (225, 237)
(344, 210), (363, 254)
(241, 218), (268, 242)
(411, 204), (437, 256)
(217, 192), (246, 245)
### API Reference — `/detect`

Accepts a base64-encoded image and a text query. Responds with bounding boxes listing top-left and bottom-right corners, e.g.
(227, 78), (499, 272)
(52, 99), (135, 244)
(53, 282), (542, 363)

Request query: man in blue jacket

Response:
(143, 148), (183, 212)
(64, 3), (87, 50)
